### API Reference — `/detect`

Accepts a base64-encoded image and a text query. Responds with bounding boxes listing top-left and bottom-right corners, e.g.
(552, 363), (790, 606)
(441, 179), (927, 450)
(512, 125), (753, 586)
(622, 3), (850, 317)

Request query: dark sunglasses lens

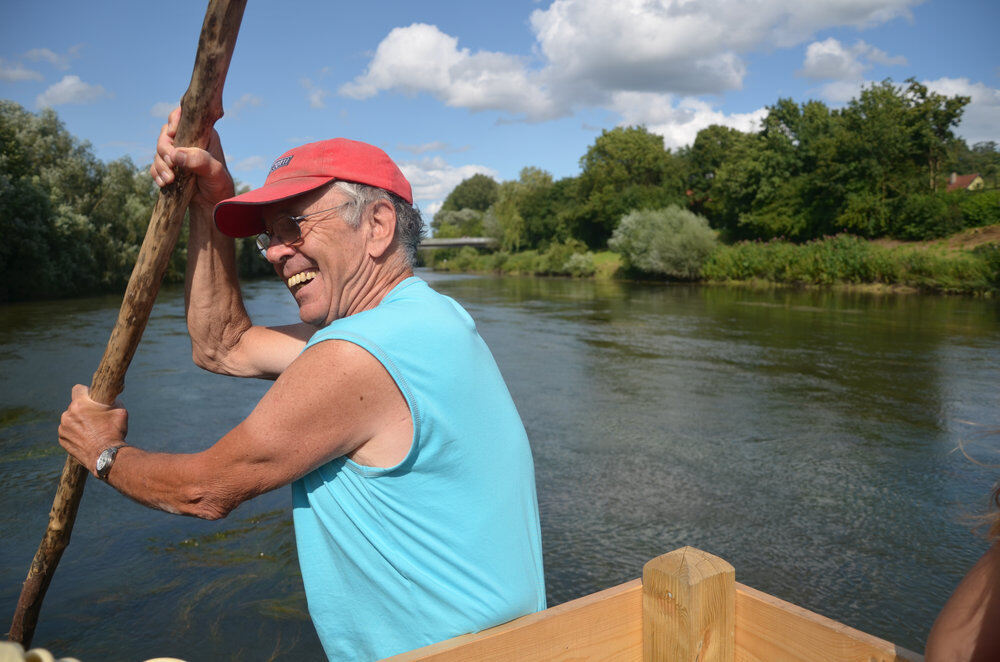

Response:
(274, 217), (301, 245)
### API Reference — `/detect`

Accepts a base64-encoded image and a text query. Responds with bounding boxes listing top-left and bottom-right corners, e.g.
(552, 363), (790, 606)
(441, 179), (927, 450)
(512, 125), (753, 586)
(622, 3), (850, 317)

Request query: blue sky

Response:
(2, 0), (998, 216)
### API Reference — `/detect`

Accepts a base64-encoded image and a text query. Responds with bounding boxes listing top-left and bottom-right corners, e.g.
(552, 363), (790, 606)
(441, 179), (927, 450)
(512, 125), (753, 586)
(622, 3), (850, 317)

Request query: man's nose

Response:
(266, 241), (296, 264)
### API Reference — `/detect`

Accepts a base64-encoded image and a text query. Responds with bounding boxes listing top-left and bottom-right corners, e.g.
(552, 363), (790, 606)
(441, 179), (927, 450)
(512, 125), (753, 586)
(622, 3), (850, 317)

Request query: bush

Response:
(609, 206), (718, 279)
(891, 193), (963, 240)
(563, 252), (597, 277)
(959, 190), (1000, 229)
(537, 239), (588, 275)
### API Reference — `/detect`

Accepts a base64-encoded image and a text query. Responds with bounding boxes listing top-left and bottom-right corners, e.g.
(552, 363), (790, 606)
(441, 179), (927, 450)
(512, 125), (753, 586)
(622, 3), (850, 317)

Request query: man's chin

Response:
(297, 305), (330, 327)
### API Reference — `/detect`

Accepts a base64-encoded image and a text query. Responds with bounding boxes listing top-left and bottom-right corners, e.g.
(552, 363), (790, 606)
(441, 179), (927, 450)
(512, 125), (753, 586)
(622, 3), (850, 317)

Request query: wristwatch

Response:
(95, 444), (128, 481)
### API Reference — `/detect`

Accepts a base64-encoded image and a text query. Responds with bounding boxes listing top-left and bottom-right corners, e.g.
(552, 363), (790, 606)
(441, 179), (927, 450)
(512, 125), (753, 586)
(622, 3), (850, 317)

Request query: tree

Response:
(433, 173), (500, 236)
(432, 208), (485, 238)
(904, 78), (969, 190)
(438, 173), (499, 214)
(683, 124), (755, 202)
(1, 101), (103, 299)
(484, 181), (527, 251)
(574, 126), (686, 247)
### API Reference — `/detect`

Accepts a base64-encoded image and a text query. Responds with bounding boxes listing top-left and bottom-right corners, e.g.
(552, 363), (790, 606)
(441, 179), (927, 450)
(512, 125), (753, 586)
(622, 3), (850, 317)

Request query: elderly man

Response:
(58, 110), (546, 660)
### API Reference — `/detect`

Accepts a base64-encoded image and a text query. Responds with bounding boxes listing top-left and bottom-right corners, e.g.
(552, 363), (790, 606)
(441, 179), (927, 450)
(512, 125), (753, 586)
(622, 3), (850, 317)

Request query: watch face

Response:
(96, 447), (116, 478)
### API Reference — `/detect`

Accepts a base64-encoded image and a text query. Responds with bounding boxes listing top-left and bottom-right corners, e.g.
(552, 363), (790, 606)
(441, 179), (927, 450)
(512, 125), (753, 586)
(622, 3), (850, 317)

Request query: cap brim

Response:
(213, 175), (336, 237)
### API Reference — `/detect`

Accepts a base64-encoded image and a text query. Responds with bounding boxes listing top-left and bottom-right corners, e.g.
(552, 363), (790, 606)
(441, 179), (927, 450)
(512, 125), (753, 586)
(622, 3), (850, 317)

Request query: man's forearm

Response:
(107, 446), (237, 520)
(185, 204), (254, 373)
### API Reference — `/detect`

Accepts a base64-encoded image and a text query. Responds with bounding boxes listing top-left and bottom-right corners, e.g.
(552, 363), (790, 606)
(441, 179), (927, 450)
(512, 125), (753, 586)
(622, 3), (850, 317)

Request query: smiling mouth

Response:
(287, 271), (317, 289)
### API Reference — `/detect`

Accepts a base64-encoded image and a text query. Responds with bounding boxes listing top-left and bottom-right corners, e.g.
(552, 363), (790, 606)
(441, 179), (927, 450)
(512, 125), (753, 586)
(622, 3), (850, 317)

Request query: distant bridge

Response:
(418, 237), (499, 250)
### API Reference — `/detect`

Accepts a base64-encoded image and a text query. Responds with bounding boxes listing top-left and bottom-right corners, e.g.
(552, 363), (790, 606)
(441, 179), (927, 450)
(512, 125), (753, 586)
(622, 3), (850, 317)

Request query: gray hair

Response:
(332, 180), (425, 267)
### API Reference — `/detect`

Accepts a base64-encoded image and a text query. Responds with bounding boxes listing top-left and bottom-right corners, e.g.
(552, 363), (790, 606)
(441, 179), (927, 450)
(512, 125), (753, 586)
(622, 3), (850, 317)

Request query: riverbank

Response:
(424, 226), (1000, 295)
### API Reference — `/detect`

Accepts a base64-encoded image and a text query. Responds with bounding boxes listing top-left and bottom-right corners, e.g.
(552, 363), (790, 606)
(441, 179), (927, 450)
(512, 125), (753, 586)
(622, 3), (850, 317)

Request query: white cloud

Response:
(799, 38), (905, 80)
(924, 77), (1000, 145)
(341, 23), (556, 119)
(229, 92), (262, 116)
(423, 200), (443, 218)
(340, 1), (920, 122)
(150, 101), (176, 118)
(0, 58), (42, 82)
(396, 141), (468, 155)
(301, 78), (329, 109)
(25, 47), (73, 70)
(530, 0), (916, 98)
(611, 92), (767, 149)
(36, 75), (108, 107)
(397, 155), (499, 206)
(817, 79), (867, 103)
(231, 155), (267, 172)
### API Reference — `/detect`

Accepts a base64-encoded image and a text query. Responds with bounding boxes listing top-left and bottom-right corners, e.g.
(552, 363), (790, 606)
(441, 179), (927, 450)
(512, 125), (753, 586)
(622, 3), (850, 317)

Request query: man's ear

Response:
(366, 198), (398, 259)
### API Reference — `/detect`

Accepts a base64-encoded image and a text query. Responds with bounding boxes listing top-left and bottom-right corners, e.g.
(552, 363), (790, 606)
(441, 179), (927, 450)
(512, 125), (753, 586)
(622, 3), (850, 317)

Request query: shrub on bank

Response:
(609, 206), (717, 279)
(427, 239), (597, 277)
(888, 190), (1000, 241)
(702, 234), (997, 293)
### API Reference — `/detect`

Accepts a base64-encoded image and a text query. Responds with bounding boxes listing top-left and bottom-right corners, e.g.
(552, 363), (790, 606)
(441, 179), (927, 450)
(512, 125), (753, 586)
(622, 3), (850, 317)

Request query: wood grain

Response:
(642, 546), (736, 662)
(384, 579), (643, 662)
(734, 583), (924, 662)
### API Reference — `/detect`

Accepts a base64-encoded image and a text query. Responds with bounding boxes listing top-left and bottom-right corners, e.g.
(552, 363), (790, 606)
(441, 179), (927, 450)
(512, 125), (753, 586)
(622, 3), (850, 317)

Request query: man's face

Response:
(260, 186), (366, 326)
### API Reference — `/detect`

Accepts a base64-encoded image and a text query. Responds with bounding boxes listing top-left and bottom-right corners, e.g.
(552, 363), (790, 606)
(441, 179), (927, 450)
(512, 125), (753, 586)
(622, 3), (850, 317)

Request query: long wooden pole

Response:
(8, 0), (247, 647)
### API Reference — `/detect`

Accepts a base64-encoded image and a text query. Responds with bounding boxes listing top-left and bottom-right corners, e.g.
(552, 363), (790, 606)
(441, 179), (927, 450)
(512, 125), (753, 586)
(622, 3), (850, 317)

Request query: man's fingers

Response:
(168, 105), (181, 130)
(151, 153), (173, 187)
(170, 147), (216, 176)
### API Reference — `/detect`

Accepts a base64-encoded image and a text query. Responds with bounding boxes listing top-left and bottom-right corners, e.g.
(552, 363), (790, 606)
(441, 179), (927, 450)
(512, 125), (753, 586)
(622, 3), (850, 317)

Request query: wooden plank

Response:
(382, 579), (643, 662)
(642, 547), (735, 662)
(734, 583), (924, 662)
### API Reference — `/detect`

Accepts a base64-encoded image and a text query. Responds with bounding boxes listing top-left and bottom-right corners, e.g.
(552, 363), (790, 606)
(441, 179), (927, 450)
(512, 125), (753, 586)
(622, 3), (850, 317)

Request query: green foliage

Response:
(437, 173), (499, 214)
(432, 208), (485, 238)
(573, 126), (686, 247)
(432, 173), (498, 237)
(891, 193), (962, 240)
(972, 243), (1000, 288)
(609, 206), (718, 279)
(428, 239), (597, 278)
(702, 234), (997, 293)
(0, 101), (268, 301)
(958, 190), (1000, 228)
(562, 251), (597, 277)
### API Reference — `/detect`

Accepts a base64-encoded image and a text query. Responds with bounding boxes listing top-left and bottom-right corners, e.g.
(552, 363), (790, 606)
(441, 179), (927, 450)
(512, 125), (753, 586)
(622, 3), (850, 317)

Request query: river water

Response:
(2, 270), (998, 660)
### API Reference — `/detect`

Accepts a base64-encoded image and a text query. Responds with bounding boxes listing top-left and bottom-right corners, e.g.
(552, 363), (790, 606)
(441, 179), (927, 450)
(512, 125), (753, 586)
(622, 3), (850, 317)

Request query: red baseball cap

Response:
(214, 138), (413, 237)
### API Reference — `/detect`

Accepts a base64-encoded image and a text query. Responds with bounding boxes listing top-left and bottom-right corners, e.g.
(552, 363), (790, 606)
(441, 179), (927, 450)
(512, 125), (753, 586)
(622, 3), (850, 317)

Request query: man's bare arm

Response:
(925, 541), (1000, 661)
(152, 108), (310, 379)
(183, 202), (314, 378)
(58, 340), (413, 518)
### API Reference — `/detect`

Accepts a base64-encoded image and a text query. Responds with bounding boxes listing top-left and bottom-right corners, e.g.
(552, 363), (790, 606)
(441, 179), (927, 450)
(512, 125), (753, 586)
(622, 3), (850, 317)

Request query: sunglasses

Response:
(255, 201), (353, 257)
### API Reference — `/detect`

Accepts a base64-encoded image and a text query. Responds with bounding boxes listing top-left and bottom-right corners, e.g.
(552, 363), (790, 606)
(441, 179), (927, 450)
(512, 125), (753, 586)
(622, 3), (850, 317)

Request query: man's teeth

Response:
(287, 271), (317, 287)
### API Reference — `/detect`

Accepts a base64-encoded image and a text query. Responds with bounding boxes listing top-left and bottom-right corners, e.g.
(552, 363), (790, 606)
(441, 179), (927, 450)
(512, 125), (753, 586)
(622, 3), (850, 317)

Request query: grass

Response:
(701, 233), (999, 294)
(424, 226), (999, 295)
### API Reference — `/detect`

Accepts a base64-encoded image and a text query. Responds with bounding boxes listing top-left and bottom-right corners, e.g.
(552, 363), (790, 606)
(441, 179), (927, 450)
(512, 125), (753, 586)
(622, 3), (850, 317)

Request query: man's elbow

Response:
(181, 483), (242, 521)
(191, 346), (220, 373)
(190, 343), (239, 376)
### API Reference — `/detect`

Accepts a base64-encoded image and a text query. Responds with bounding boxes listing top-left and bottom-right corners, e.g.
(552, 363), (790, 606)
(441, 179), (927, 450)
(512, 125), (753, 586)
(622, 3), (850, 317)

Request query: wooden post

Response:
(643, 546), (735, 662)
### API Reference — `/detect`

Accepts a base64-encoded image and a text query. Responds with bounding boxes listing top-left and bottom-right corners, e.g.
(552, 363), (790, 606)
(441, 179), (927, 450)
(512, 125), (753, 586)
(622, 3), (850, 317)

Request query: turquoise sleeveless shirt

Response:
(292, 277), (545, 661)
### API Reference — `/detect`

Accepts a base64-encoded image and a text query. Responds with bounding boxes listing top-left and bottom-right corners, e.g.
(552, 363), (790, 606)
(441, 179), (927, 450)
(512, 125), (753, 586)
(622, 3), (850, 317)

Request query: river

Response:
(2, 270), (998, 660)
